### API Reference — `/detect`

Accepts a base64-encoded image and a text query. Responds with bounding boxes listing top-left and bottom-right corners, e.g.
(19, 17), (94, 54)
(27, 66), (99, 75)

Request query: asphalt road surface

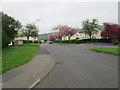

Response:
(34, 44), (118, 88)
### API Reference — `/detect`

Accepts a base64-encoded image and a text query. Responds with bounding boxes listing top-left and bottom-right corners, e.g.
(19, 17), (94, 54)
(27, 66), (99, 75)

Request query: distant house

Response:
(13, 40), (23, 46)
(62, 29), (102, 40)
(13, 36), (37, 45)
(15, 36), (38, 41)
(13, 37), (23, 46)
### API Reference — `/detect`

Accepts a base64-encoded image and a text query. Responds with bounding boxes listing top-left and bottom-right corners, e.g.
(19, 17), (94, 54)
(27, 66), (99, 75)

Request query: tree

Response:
(52, 24), (62, 32)
(101, 23), (120, 44)
(48, 32), (62, 41)
(21, 24), (38, 44)
(1, 12), (21, 47)
(2, 30), (10, 48)
(52, 25), (63, 41)
(82, 19), (100, 41)
(59, 25), (77, 41)
(48, 34), (56, 41)
(52, 25), (77, 41)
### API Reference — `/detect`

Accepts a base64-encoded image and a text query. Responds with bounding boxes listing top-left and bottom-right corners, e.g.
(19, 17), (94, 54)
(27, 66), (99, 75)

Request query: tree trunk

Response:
(111, 37), (119, 45)
(90, 35), (93, 42)
(68, 36), (71, 43)
(59, 36), (62, 43)
(89, 36), (91, 42)
(68, 37), (71, 41)
(27, 36), (29, 44)
(89, 33), (92, 42)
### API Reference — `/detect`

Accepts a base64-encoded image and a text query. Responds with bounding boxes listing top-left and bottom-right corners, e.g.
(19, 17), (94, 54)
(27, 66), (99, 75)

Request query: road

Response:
(34, 44), (118, 88)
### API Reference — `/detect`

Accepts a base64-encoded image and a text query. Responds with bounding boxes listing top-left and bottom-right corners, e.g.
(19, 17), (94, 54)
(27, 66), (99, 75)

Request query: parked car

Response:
(47, 41), (53, 44)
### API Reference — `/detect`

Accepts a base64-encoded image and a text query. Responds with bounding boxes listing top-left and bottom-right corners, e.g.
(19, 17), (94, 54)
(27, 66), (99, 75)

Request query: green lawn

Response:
(2, 43), (39, 73)
(90, 47), (120, 55)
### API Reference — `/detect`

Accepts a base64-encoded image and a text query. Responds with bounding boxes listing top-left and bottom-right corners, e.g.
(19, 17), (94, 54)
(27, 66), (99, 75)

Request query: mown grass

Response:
(90, 47), (120, 55)
(2, 43), (39, 73)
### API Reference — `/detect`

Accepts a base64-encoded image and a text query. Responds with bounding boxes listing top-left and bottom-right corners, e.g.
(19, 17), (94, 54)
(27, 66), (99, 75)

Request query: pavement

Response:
(2, 45), (55, 88)
(33, 44), (118, 88)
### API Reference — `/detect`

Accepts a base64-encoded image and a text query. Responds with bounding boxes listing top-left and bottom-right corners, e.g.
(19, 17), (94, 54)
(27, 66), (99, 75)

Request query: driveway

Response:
(34, 44), (118, 88)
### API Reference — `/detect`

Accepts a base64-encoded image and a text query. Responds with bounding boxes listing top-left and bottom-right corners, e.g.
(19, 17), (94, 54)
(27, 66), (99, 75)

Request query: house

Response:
(13, 37), (23, 46)
(62, 29), (102, 40)
(12, 36), (37, 46)
(15, 36), (38, 41)
(13, 40), (23, 46)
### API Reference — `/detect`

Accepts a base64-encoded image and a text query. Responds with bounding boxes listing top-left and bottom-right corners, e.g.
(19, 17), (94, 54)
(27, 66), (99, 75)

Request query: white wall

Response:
(63, 30), (102, 40)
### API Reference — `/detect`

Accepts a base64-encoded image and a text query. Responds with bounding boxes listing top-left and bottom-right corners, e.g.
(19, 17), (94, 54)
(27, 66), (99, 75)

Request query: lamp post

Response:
(36, 19), (41, 46)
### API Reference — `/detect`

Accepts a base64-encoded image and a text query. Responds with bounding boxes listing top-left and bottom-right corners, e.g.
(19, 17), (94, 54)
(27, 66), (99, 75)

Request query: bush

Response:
(23, 40), (41, 44)
(53, 39), (111, 44)
(74, 40), (81, 44)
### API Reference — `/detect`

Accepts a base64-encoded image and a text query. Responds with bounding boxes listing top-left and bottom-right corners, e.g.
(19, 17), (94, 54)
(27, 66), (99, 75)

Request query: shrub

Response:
(53, 39), (111, 44)
(23, 40), (41, 44)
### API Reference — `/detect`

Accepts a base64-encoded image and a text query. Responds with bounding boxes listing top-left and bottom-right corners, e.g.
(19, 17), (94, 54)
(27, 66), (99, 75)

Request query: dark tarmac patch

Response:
(56, 61), (64, 64)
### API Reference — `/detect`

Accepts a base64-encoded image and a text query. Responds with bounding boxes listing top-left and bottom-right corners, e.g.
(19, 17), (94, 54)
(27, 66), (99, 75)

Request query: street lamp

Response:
(36, 19), (41, 46)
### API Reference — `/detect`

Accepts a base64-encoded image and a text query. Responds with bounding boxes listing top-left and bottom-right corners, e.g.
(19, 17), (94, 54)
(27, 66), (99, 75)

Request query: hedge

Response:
(23, 40), (42, 44)
(54, 39), (111, 44)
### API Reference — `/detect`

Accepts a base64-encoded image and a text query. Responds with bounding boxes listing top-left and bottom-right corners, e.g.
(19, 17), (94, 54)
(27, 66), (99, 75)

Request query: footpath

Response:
(2, 45), (55, 88)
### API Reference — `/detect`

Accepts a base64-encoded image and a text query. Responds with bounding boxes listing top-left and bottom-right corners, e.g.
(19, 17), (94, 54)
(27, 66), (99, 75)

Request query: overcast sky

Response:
(1, 1), (118, 34)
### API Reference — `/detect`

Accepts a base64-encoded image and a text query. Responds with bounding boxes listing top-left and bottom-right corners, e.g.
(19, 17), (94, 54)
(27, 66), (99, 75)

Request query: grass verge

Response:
(2, 43), (39, 73)
(90, 47), (120, 55)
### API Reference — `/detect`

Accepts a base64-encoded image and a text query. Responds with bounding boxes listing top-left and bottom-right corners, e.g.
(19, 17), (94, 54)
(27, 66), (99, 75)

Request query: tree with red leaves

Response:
(50, 25), (77, 41)
(54, 32), (63, 40)
(101, 23), (120, 44)
(59, 25), (77, 40)
(48, 32), (63, 41)
(52, 25), (65, 41)
(48, 34), (56, 41)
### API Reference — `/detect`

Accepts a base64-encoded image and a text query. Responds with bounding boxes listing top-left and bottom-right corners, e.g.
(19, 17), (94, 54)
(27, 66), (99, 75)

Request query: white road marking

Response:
(30, 79), (41, 89)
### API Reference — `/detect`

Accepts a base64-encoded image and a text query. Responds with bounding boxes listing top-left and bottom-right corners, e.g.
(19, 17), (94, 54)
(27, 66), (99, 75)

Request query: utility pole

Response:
(36, 19), (41, 46)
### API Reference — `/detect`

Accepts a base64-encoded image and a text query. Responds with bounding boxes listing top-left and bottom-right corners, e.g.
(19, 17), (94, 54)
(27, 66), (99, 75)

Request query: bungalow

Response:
(9, 36), (38, 46)
(62, 29), (102, 40)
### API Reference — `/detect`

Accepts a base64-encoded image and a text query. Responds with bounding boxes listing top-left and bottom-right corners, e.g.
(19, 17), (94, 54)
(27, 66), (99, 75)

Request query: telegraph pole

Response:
(36, 19), (41, 46)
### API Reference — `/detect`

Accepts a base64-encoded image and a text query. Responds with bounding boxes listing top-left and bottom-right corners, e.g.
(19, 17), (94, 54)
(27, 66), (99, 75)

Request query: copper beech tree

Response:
(101, 23), (120, 44)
